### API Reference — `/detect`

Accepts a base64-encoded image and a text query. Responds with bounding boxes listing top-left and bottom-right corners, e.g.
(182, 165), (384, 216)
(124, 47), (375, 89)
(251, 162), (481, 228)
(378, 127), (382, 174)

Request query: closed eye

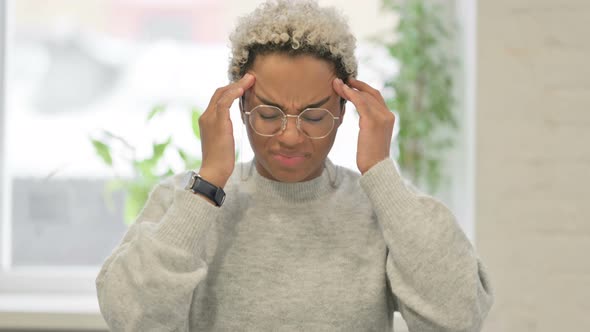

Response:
(260, 114), (281, 120)
(301, 116), (324, 123)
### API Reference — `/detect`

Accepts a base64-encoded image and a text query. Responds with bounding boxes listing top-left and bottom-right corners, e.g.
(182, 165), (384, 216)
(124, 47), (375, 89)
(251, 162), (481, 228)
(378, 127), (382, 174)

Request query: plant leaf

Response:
(147, 104), (166, 122)
(123, 181), (151, 225)
(163, 168), (175, 178)
(177, 148), (189, 163)
(102, 130), (134, 152)
(105, 178), (128, 193)
(91, 138), (113, 166)
(103, 179), (129, 213)
(152, 137), (172, 162)
(177, 147), (202, 170)
(133, 159), (157, 180)
(124, 191), (145, 225)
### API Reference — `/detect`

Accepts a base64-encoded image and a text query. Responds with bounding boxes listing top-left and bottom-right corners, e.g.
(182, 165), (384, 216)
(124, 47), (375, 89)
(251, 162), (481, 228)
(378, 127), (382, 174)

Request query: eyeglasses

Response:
(242, 102), (341, 139)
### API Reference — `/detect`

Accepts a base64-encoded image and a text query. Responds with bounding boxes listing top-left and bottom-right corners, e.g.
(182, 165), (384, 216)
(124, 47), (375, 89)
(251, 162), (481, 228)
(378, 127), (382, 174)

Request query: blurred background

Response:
(0, 0), (588, 331)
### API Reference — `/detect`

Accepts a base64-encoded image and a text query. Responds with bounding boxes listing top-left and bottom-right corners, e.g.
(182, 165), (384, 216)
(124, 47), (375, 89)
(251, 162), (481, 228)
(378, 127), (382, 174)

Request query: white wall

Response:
(227, 0), (397, 41)
(476, 0), (590, 330)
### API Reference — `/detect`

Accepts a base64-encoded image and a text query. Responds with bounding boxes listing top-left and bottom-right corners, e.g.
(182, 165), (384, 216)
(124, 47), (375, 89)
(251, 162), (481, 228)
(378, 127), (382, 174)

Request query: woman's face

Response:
(241, 53), (345, 183)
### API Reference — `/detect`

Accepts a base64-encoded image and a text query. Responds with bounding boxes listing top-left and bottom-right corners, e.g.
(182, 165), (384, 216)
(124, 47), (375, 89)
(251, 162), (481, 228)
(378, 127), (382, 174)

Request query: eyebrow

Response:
(255, 93), (331, 112)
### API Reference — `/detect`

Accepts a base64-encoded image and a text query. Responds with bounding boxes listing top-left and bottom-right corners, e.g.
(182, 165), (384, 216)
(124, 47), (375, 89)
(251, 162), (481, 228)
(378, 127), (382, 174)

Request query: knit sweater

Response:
(96, 157), (493, 331)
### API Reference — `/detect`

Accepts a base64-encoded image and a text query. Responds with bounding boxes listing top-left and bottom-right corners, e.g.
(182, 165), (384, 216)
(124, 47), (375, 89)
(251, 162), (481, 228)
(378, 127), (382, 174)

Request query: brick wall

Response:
(476, 1), (590, 331)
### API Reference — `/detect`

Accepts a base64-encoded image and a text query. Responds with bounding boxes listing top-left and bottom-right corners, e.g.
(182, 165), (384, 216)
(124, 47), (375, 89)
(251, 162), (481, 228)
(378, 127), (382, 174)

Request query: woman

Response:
(96, 1), (493, 331)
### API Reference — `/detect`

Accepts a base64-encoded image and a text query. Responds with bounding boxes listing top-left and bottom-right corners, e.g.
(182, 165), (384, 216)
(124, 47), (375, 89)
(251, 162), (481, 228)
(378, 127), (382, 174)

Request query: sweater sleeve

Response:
(359, 158), (494, 332)
(96, 178), (221, 331)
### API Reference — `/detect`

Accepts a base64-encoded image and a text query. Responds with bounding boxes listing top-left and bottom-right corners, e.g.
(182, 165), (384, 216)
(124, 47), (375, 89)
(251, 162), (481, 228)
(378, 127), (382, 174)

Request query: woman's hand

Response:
(333, 77), (396, 175)
(198, 73), (256, 188)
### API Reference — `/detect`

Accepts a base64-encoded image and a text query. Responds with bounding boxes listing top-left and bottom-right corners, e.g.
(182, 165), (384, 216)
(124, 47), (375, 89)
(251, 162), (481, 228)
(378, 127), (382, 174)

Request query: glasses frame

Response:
(240, 97), (341, 139)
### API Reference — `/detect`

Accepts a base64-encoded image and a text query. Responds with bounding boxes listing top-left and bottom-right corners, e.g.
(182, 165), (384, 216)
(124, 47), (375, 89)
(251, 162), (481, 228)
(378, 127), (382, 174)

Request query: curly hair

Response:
(228, 0), (358, 82)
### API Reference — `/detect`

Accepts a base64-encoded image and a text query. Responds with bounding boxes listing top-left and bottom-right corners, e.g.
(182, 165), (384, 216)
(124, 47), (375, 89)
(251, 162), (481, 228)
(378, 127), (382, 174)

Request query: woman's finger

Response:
(216, 74), (256, 116)
(216, 87), (245, 116)
(234, 73), (256, 91)
(205, 74), (256, 114)
(332, 78), (348, 101)
(335, 79), (372, 117)
(348, 77), (386, 108)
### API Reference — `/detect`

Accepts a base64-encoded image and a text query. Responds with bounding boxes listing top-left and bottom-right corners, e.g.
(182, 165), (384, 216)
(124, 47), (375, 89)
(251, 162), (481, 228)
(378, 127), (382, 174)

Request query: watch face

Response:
(183, 171), (196, 191)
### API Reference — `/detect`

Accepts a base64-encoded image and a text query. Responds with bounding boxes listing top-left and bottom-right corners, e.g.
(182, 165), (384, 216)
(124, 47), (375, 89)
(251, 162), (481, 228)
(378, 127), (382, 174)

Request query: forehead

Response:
(249, 53), (337, 101)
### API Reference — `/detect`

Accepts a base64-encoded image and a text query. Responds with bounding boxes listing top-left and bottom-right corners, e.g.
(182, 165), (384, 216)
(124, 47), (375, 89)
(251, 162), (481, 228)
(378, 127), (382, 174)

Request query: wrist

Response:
(184, 170), (227, 207)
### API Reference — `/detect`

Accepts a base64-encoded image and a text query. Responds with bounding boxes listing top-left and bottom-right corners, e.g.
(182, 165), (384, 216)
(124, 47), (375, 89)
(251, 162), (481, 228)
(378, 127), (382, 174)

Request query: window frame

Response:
(0, 0), (98, 296)
(0, 0), (10, 273)
(0, 1), (477, 330)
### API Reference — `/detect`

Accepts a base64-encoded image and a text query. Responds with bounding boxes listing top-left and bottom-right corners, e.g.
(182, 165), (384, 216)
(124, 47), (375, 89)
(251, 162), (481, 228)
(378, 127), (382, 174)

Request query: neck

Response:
(240, 158), (340, 203)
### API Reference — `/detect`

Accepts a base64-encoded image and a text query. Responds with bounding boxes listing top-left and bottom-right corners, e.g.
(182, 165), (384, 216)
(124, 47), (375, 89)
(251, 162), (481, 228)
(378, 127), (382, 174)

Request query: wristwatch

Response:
(183, 171), (226, 207)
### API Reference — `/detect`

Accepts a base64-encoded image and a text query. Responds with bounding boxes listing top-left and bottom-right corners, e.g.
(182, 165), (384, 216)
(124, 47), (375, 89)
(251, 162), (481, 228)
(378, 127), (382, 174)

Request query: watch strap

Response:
(185, 171), (226, 206)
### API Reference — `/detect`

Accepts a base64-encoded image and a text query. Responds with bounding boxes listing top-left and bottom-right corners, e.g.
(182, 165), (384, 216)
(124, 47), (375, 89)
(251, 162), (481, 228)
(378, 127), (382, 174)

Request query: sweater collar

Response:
(245, 158), (340, 203)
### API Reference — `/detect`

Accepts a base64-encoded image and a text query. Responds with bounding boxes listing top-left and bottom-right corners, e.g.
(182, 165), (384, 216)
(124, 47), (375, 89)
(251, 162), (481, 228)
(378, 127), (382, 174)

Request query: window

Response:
(0, 0), (474, 329)
(1, 0), (234, 294)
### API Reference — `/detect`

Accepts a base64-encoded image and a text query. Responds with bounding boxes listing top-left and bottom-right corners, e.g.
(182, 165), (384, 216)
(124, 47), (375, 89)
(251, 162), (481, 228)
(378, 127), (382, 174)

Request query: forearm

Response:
(96, 188), (219, 331)
(360, 158), (493, 331)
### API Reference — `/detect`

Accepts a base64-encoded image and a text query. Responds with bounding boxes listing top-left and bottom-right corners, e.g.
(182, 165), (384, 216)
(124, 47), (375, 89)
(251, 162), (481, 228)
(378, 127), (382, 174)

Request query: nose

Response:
(277, 115), (304, 144)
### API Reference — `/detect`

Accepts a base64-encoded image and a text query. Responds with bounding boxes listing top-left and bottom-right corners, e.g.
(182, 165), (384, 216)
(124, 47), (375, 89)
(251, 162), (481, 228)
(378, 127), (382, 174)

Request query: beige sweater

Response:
(96, 158), (493, 331)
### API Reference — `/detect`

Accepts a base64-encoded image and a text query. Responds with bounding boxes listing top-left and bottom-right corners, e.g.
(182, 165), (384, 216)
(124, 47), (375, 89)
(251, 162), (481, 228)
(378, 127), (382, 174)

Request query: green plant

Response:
(90, 105), (205, 224)
(378, 0), (459, 194)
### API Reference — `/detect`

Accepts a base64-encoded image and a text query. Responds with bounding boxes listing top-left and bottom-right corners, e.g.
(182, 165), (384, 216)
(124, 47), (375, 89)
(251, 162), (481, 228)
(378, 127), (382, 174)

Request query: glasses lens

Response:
(249, 106), (284, 136)
(299, 108), (335, 138)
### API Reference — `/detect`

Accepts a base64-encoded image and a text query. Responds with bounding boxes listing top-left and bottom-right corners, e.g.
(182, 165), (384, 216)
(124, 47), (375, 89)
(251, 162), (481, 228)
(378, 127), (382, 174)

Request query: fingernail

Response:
(244, 73), (253, 80)
(335, 78), (342, 84)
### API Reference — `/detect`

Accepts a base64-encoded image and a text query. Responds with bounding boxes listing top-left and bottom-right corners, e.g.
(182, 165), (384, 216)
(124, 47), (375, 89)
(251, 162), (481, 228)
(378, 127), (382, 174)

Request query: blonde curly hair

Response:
(228, 0), (358, 82)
